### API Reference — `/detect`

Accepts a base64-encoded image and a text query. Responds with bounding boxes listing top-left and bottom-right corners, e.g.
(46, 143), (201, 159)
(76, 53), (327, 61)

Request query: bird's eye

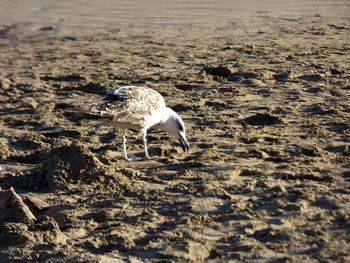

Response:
(178, 125), (184, 132)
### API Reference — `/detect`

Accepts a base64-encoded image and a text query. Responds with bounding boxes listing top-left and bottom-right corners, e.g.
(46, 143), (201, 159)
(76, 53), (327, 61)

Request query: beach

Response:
(0, 0), (349, 262)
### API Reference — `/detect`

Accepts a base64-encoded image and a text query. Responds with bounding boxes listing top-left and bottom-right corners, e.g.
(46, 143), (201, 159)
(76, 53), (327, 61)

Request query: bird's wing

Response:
(89, 86), (165, 123)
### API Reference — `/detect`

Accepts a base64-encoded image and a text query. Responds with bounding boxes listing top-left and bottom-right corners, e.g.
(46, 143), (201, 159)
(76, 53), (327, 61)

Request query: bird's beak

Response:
(178, 133), (190, 152)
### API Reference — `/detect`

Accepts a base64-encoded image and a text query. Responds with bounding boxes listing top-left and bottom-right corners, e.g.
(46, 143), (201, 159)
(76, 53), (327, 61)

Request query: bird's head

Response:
(159, 108), (190, 152)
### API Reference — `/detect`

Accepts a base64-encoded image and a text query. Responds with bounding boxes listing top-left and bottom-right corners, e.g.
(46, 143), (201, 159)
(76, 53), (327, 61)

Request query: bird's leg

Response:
(121, 129), (135, 162)
(142, 130), (158, 160)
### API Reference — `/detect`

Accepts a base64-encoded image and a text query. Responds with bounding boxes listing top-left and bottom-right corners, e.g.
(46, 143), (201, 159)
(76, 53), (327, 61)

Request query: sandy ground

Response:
(0, 0), (350, 262)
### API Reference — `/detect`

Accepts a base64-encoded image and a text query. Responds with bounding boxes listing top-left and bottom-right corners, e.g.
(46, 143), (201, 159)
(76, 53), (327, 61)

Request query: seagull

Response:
(89, 86), (190, 161)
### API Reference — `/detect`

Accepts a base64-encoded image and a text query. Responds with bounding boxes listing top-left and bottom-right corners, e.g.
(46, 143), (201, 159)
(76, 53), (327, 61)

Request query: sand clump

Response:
(38, 140), (106, 189)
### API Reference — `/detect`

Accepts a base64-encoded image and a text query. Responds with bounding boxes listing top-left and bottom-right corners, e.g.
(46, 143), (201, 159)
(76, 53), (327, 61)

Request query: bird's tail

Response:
(77, 110), (104, 120)
(63, 108), (109, 121)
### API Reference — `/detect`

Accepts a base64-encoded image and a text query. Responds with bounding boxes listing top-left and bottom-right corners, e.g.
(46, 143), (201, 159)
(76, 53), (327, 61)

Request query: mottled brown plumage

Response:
(89, 86), (166, 130)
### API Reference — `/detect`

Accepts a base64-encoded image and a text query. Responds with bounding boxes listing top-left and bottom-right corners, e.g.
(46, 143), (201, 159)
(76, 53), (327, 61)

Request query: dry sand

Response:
(0, 0), (349, 262)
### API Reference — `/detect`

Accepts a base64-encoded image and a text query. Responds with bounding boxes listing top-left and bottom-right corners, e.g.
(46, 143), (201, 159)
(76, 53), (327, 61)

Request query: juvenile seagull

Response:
(89, 86), (190, 161)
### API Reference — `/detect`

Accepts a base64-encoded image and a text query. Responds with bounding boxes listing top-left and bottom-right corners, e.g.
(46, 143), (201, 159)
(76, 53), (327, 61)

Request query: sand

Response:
(0, 0), (349, 262)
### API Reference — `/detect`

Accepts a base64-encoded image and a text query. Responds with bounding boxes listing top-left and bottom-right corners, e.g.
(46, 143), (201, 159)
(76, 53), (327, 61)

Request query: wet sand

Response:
(0, 1), (349, 262)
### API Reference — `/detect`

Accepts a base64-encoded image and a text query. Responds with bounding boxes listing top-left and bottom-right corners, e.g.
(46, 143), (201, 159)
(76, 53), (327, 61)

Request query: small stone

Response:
(270, 185), (286, 193)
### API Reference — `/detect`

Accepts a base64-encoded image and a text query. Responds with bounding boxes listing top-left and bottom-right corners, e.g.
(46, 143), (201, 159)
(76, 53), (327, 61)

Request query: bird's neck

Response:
(159, 107), (176, 124)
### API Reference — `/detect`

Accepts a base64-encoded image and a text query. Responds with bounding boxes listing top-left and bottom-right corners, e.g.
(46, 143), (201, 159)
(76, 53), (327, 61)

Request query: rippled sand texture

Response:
(0, 1), (349, 262)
